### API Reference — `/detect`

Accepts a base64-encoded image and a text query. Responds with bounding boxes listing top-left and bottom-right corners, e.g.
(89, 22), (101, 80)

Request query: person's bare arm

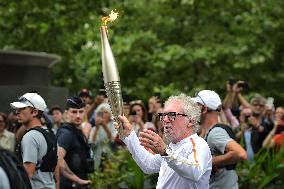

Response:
(263, 125), (277, 149)
(55, 163), (60, 189)
(237, 93), (250, 108)
(23, 162), (36, 178)
(223, 92), (236, 109)
(213, 140), (247, 168)
(58, 146), (91, 185)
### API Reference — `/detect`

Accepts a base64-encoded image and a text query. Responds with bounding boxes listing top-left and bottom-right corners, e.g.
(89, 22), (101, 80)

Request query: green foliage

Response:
(0, 0), (284, 103)
(237, 147), (284, 189)
(89, 147), (158, 189)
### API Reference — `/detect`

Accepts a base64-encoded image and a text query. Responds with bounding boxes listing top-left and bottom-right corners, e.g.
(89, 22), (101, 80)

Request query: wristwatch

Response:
(161, 146), (170, 156)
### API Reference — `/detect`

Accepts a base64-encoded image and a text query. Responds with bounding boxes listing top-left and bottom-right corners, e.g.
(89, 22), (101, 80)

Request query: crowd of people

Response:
(0, 80), (283, 189)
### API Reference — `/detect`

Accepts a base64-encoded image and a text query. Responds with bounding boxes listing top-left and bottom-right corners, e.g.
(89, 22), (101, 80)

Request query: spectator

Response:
(6, 112), (20, 133)
(118, 93), (212, 188)
(78, 89), (94, 119)
(78, 89), (95, 139)
(223, 80), (250, 117)
(88, 89), (108, 126)
(0, 112), (15, 152)
(88, 103), (117, 169)
(129, 100), (155, 135)
(248, 94), (273, 153)
(235, 107), (255, 162)
(49, 106), (64, 134)
(10, 92), (58, 189)
(223, 80), (250, 130)
(122, 94), (130, 117)
(263, 106), (284, 150)
(148, 93), (162, 123)
(193, 90), (247, 189)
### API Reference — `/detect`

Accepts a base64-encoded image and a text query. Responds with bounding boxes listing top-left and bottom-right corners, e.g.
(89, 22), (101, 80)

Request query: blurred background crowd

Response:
(1, 79), (283, 170)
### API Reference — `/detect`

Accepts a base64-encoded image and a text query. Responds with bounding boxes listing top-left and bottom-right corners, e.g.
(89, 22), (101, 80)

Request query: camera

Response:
(228, 79), (236, 86)
(228, 79), (249, 91)
(96, 111), (103, 118)
(237, 82), (249, 90)
(244, 115), (250, 123)
(129, 110), (137, 115)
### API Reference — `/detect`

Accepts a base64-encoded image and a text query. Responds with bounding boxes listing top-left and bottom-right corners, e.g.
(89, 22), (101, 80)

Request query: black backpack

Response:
(28, 127), (58, 172)
(0, 148), (32, 189)
(205, 124), (237, 170)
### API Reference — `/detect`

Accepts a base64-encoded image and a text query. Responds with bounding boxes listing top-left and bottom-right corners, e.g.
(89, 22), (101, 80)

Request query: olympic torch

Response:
(100, 11), (124, 138)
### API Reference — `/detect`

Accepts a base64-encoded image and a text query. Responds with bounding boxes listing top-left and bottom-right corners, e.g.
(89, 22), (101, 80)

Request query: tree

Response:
(0, 0), (283, 104)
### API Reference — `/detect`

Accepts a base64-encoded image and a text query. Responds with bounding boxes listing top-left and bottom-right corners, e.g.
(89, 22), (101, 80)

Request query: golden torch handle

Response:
(100, 25), (124, 138)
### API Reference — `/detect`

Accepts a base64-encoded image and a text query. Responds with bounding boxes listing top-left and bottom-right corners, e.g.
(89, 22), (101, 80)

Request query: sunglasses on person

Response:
(157, 112), (188, 122)
(18, 96), (35, 109)
(252, 103), (265, 108)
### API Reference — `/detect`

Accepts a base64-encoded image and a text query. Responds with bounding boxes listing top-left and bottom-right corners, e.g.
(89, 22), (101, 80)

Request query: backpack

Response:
(28, 127), (58, 172)
(0, 148), (32, 189)
(205, 124), (237, 170)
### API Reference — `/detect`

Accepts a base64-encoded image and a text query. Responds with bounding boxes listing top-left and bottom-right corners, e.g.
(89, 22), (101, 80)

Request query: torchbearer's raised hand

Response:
(117, 115), (133, 137)
(139, 129), (167, 155)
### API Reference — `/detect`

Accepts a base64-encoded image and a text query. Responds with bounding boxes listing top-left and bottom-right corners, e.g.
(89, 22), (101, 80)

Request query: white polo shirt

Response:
(123, 131), (212, 189)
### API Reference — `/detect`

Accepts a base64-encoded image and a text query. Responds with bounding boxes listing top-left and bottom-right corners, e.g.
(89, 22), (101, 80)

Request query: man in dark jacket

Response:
(56, 96), (92, 189)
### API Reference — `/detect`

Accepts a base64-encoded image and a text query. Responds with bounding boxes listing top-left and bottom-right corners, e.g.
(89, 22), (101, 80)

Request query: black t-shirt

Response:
(56, 123), (89, 185)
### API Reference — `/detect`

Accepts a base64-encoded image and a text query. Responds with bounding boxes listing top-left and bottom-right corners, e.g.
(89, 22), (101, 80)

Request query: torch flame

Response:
(102, 10), (119, 26)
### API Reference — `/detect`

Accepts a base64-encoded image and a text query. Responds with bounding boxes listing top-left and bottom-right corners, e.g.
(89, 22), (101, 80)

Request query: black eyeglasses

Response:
(18, 96), (35, 109)
(157, 112), (188, 122)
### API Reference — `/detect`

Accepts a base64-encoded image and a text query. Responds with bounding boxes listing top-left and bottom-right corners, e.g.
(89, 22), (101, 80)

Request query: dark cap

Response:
(66, 96), (85, 110)
(78, 88), (92, 98)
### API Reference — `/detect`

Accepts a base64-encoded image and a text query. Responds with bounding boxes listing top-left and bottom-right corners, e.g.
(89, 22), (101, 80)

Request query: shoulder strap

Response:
(205, 124), (236, 141)
(213, 124), (236, 140)
(28, 127), (55, 142)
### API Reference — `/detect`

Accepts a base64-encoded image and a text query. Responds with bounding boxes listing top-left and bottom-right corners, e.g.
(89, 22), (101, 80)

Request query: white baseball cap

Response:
(192, 90), (222, 111)
(10, 93), (47, 111)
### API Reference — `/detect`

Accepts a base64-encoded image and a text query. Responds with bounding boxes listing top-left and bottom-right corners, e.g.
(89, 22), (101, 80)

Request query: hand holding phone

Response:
(266, 97), (274, 110)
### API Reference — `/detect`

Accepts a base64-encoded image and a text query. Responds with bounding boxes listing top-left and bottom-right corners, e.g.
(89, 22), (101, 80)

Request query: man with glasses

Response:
(10, 92), (58, 189)
(56, 96), (92, 189)
(192, 90), (247, 189)
(118, 93), (212, 189)
(248, 94), (273, 154)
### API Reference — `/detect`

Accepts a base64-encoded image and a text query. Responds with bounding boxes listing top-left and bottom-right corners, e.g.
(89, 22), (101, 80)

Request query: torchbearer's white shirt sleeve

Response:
(123, 131), (212, 189)
(123, 131), (162, 174)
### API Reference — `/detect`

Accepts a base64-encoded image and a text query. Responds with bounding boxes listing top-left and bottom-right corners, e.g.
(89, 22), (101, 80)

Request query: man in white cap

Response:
(10, 92), (58, 189)
(192, 90), (247, 189)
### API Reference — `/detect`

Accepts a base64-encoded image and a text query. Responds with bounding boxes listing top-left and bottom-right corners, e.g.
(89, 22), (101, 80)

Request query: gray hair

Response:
(95, 103), (112, 117)
(164, 93), (201, 132)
